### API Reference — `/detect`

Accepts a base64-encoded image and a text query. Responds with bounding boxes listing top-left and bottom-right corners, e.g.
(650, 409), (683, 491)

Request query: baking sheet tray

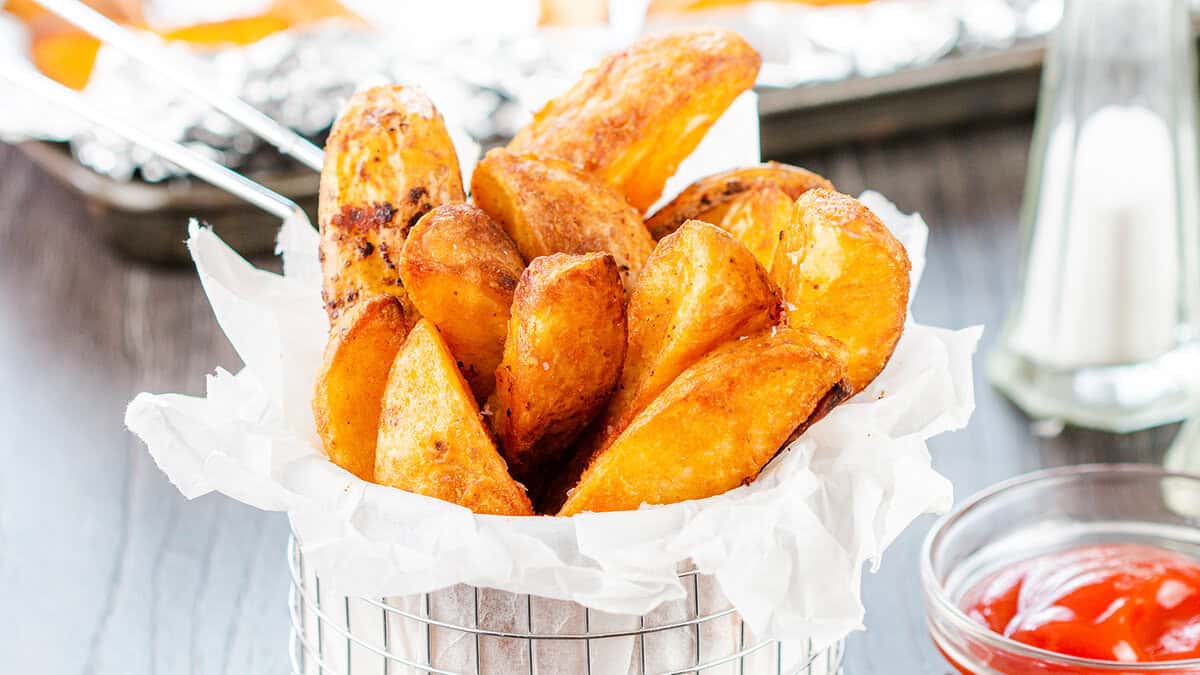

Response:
(12, 3), (1199, 263)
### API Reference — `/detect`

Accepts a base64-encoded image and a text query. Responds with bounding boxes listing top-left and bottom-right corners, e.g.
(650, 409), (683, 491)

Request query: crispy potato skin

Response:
(645, 162), (833, 240)
(399, 203), (525, 399)
(540, 220), (782, 511)
(312, 296), (409, 482)
(558, 328), (850, 516)
(507, 28), (760, 212)
(599, 220), (781, 442)
(774, 189), (911, 392)
(318, 85), (465, 323)
(489, 253), (626, 488)
(696, 186), (794, 272)
(374, 320), (533, 516)
(471, 149), (654, 289)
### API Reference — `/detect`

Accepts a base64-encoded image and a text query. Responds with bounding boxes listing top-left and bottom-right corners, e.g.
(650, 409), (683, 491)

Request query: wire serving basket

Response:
(287, 536), (845, 675)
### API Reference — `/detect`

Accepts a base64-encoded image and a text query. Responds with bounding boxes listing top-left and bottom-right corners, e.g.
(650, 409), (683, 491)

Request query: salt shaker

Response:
(989, 0), (1200, 432)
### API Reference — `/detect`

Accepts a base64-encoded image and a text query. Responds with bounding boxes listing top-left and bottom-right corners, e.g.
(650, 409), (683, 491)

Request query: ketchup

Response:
(960, 544), (1200, 664)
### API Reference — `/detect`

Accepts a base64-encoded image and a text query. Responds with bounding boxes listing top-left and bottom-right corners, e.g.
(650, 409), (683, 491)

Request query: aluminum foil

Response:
(1, 0), (1074, 182)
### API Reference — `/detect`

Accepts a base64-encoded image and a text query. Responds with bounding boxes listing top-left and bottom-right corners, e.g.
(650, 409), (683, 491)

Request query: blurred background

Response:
(2, 0), (1072, 261)
(1, 1), (1198, 673)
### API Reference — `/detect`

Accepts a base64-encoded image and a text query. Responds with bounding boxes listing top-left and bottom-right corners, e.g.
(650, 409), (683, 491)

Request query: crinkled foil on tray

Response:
(1, 0), (1066, 183)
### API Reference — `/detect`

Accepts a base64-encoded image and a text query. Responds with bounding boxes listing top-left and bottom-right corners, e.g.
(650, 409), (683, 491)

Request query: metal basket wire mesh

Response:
(287, 536), (845, 675)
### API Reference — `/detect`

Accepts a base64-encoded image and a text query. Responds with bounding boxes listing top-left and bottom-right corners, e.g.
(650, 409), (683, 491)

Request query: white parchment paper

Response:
(125, 91), (980, 660)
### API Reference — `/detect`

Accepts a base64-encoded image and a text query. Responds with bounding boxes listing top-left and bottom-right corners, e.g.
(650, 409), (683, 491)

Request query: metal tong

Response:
(1, 0), (328, 226)
(31, 0), (326, 172)
(1, 64), (307, 227)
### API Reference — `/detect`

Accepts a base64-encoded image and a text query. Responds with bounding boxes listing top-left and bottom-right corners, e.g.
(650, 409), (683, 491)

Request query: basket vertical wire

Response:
(287, 536), (845, 675)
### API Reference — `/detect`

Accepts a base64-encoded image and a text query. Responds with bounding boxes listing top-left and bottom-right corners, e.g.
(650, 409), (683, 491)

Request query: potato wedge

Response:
(28, 30), (100, 90)
(318, 85), (465, 323)
(774, 188), (911, 392)
(4, 0), (49, 22)
(399, 203), (525, 399)
(375, 320), (533, 516)
(644, 162), (834, 240)
(471, 149), (654, 289)
(268, 0), (364, 25)
(558, 327), (851, 515)
(489, 253), (625, 488)
(598, 219), (781, 443)
(539, 220), (782, 511)
(312, 295), (409, 482)
(694, 185), (794, 272)
(507, 28), (760, 212)
(160, 13), (291, 47)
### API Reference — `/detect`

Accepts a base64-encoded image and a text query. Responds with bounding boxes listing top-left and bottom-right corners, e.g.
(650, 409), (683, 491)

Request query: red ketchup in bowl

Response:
(960, 544), (1200, 664)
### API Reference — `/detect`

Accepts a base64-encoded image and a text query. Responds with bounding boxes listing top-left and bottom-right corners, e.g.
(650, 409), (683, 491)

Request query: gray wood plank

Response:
(0, 143), (289, 675)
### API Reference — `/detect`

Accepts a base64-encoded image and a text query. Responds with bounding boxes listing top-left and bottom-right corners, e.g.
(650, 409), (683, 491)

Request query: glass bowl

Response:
(921, 464), (1200, 674)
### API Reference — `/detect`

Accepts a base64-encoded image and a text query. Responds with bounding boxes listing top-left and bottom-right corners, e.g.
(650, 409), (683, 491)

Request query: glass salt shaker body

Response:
(989, 0), (1200, 432)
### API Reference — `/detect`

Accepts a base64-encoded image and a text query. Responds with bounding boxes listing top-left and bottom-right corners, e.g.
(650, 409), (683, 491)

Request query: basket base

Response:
(287, 537), (844, 675)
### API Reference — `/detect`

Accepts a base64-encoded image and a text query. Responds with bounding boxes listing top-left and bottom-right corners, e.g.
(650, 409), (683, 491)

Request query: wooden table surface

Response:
(0, 121), (1181, 675)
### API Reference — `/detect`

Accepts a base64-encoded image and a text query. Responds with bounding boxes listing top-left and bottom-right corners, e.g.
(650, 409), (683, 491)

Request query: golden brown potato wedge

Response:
(374, 320), (533, 516)
(471, 149), (654, 289)
(159, 13), (291, 47)
(644, 162), (834, 240)
(268, 0), (364, 25)
(318, 85), (465, 323)
(399, 203), (525, 399)
(693, 185), (794, 272)
(539, 220), (782, 511)
(597, 219), (781, 445)
(507, 28), (761, 212)
(558, 327), (851, 515)
(489, 253), (626, 488)
(28, 30), (100, 90)
(773, 188), (911, 392)
(312, 295), (409, 482)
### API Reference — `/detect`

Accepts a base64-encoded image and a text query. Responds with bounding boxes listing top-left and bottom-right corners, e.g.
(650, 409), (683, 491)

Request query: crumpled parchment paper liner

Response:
(125, 90), (979, 658)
